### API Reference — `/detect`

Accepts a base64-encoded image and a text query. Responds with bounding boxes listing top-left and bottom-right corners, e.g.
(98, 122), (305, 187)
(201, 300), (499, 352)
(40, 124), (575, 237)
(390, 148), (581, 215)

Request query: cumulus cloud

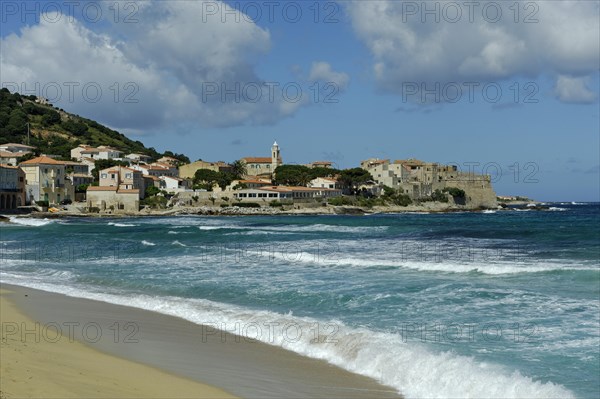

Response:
(345, 0), (599, 104)
(554, 75), (597, 104)
(0, 1), (311, 131)
(308, 62), (350, 90)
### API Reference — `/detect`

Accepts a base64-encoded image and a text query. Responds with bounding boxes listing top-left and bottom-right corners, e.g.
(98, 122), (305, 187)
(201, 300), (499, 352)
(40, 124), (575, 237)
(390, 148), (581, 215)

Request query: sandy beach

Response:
(0, 287), (237, 399)
(1, 284), (401, 399)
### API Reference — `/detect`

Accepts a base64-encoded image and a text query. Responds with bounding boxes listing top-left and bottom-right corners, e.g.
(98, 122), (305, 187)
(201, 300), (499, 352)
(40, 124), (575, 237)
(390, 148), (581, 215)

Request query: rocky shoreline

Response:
(0, 201), (548, 221)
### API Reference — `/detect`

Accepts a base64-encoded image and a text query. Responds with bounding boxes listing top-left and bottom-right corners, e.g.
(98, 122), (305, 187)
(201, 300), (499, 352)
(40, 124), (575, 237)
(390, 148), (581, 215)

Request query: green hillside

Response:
(0, 88), (189, 163)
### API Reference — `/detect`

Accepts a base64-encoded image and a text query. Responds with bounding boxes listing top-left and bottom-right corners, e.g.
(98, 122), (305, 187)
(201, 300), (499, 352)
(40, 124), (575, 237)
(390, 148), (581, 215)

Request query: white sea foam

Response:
(172, 240), (187, 247)
(239, 245), (596, 275)
(0, 275), (576, 399)
(107, 222), (137, 227)
(548, 207), (567, 211)
(6, 216), (55, 226)
(141, 240), (156, 246)
(482, 210), (496, 214)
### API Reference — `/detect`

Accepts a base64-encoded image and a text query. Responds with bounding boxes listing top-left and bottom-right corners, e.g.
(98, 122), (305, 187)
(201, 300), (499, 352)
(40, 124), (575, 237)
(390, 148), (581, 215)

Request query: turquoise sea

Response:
(1, 203), (599, 398)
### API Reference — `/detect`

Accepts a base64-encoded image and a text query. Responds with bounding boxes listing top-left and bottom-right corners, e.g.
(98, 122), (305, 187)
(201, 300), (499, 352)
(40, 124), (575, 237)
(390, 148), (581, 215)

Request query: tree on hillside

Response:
(337, 168), (373, 194)
(274, 165), (312, 186)
(162, 150), (190, 165)
(230, 159), (247, 179)
(193, 168), (220, 191)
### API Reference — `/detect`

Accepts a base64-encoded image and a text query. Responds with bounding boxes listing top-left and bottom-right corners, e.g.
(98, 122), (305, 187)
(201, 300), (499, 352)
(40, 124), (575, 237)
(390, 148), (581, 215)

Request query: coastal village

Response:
(0, 139), (498, 214)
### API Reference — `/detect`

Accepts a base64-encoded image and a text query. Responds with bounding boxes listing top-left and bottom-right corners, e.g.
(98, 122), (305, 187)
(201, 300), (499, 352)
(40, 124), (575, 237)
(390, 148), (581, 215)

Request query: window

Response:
(249, 193), (257, 198)
(268, 193), (276, 198)
(125, 173), (132, 179)
(44, 168), (48, 173)
(111, 174), (116, 179)
(258, 193), (267, 198)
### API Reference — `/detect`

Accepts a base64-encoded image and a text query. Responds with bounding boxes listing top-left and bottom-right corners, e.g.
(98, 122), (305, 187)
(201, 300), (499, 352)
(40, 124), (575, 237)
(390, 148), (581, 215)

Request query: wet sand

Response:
(2, 284), (402, 398)
(0, 287), (236, 398)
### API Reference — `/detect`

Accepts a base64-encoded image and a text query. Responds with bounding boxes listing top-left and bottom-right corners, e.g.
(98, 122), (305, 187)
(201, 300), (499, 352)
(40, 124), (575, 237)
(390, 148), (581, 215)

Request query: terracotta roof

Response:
(87, 186), (118, 192)
(100, 166), (137, 173)
(19, 156), (66, 166)
(242, 157), (272, 163)
(311, 161), (333, 165)
(0, 164), (19, 169)
(0, 151), (18, 157)
(117, 189), (140, 194)
(143, 175), (160, 181)
(70, 173), (93, 178)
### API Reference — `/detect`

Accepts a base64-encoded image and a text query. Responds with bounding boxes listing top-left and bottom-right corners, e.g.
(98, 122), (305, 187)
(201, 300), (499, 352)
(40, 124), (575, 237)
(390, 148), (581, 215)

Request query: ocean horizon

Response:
(2, 202), (599, 398)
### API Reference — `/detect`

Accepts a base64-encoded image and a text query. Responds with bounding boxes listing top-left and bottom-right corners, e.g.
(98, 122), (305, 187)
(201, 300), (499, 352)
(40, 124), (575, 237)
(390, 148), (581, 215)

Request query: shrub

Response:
(393, 194), (412, 207)
(220, 203), (230, 208)
(88, 207), (100, 213)
(269, 200), (283, 207)
(443, 187), (466, 198)
(141, 196), (168, 209)
(328, 196), (355, 206)
(431, 189), (449, 203)
(36, 200), (49, 207)
(236, 202), (261, 208)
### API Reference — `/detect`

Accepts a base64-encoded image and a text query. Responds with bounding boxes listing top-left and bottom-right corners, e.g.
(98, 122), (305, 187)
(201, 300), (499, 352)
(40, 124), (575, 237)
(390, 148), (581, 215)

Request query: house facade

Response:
(19, 156), (72, 204)
(309, 177), (339, 189)
(159, 176), (191, 193)
(86, 187), (140, 212)
(179, 160), (232, 179)
(0, 151), (19, 166)
(99, 166), (144, 196)
(0, 165), (26, 209)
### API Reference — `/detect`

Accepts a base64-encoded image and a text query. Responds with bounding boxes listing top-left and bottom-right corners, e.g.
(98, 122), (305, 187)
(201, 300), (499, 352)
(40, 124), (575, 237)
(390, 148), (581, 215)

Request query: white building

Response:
(159, 176), (191, 193)
(309, 177), (339, 189)
(0, 143), (35, 155)
(233, 186), (342, 203)
(125, 153), (153, 164)
(0, 151), (19, 166)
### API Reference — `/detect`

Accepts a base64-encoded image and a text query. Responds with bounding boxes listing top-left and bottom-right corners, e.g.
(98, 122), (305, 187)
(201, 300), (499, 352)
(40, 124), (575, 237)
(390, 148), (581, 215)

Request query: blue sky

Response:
(1, 0), (598, 201)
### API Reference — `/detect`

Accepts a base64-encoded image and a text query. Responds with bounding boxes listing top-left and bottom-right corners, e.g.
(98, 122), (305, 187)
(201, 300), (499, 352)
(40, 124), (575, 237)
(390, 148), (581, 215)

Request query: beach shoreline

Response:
(0, 286), (237, 399)
(1, 283), (402, 399)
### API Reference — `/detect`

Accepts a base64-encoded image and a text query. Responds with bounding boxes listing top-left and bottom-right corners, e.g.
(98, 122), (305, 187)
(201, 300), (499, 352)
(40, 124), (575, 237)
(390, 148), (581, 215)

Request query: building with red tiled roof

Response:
(242, 141), (283, 177)
(99, 166), (144, 198)
(18, 156), (73, 204)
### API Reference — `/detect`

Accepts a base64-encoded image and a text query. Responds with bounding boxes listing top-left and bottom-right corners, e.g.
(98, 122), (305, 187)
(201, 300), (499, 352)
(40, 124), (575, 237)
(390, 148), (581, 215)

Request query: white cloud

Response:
(345, 0), (599, 104)
(308, 62), (350, 90)
(554, 75), (597, 104)
(0, 1), (310, 131)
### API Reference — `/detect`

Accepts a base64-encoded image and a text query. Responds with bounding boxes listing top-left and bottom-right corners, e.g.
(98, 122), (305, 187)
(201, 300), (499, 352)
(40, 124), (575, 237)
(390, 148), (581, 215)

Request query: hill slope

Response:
(0, 88), (188, 163)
